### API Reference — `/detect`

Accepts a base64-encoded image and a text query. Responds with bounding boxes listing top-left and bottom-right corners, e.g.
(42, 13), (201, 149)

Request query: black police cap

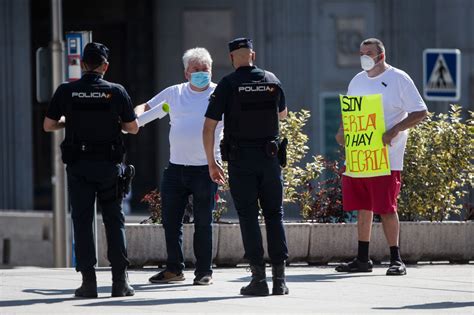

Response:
(82, 42), (109, 64)
(228, 38), (253, 52)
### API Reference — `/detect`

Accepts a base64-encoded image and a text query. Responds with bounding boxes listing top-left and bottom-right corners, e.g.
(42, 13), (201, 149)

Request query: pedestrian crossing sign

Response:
(423, 49), (461, 101)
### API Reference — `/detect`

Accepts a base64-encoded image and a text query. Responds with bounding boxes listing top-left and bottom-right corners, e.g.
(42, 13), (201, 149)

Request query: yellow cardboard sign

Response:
(340, 94), (391, 177)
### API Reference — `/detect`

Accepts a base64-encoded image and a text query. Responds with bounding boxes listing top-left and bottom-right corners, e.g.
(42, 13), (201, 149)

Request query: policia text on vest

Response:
(219, 75), (287, 167)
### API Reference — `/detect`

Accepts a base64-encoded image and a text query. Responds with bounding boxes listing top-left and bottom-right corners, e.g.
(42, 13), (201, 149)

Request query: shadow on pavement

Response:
(80, 295), (253, 307)
(230, 271), (384, 283)
(373, 301), (474, 310)
(0, 297), (87, 307)
(0, 283), (197, 308)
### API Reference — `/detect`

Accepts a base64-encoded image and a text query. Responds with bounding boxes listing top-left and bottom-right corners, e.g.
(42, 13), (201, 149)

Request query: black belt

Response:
(234, 139), (277, 148)
(78, 143), (117, 153)
(168, 162), (208, 169)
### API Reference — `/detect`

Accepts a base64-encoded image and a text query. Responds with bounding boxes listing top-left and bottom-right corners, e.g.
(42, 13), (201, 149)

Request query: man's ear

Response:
(252, 51), (256, 62)
(80, 60), (88, 71)
(102, 61), (109, 73)
(378, 52), (385, 63)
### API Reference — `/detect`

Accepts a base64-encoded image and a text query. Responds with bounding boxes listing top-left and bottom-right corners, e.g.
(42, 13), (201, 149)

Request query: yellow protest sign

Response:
(340, 94), (391, 177)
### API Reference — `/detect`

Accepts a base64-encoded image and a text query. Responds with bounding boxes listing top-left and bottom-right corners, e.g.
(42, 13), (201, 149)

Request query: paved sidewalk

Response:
(0, 264), (473, 314)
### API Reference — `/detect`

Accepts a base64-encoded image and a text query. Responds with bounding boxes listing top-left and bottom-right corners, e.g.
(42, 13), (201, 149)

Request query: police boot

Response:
(75, 269), (98, 298)
(240, 264), (269, 296)
(272, 263), (289, 295)
(111, 269), (135, 297)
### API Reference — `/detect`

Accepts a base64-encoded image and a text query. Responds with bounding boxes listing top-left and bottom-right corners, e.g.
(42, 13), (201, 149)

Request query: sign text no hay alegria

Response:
(339, 94), (391, 177)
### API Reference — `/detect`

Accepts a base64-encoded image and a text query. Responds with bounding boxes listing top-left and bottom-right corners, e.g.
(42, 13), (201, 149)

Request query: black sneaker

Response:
(149, 270), (185, 283)
(386, 261), (407, 276)
(193, 274), (213, 285)
(335, 258), (373, 273)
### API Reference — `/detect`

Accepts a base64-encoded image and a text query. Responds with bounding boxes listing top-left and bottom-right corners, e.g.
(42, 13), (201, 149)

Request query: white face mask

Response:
(360, 54), (380, 71)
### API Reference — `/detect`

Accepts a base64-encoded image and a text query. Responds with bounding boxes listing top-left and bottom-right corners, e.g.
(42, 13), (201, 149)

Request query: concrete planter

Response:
(98, 223), (165, 267)
(111, 221), (474, 267)
(0, 211), (54, 267)
(99, 223), (219, 267)
(284, 223), (312, 263)
(400, 221), (474, 263)
(214, 223), (244, 266)
(2, 211), (472, 267)
(214, 223), (312, 266)
(308, 223), (388, 264)
(182, 224), (219, 267)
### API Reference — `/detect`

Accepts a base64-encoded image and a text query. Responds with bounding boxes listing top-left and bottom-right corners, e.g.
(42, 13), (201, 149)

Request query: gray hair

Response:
(182, 47), (213, 70)
(361, 38), (385, 55)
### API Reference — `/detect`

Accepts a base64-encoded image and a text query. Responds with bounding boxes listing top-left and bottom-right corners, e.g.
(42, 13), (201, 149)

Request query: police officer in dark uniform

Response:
(43, 42), (139, 298)
(203, 38), (289, 296)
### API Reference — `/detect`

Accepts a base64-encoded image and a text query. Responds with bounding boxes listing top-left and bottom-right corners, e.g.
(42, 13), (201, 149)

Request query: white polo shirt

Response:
(347, 66), (427, 170)
(147, 82), (223, 166)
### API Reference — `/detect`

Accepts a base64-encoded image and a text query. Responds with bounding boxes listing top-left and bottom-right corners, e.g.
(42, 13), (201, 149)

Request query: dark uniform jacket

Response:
(46, 73), (136, 163)
(205, 66), (286, 143)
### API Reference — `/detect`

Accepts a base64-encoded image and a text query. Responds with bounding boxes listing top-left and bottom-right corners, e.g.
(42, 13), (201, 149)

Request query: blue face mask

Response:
(190, 71), (211, 88)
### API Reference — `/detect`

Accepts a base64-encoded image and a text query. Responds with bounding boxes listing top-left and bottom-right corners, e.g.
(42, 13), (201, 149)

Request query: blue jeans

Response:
(228, 146), (288, 266)
(161, 163), (217, 276)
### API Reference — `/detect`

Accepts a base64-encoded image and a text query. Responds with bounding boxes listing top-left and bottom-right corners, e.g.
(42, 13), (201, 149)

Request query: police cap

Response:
(228, 38), (253, 52)
(82, 42), (109, 64)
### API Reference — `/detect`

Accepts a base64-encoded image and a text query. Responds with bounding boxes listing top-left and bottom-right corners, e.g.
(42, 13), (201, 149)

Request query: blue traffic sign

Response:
(423, 49), (461, 101)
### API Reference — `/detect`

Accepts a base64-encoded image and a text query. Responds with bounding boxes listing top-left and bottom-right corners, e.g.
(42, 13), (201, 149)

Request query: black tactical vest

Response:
(226, 72), (281, 141)
(61, 77), (124, 163)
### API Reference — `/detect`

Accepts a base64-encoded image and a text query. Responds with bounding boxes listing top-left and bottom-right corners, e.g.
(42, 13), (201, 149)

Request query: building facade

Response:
(1, 0), (473, 210)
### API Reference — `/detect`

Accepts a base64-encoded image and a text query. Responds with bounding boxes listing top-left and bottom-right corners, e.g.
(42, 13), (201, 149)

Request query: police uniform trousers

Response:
(228, 146), (288, 266)
(67, 160), (129, 272)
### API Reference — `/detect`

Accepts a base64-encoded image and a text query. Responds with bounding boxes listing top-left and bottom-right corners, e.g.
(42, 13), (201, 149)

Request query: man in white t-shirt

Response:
(335, 38), (428, 276)
(135, 47), (223, 285)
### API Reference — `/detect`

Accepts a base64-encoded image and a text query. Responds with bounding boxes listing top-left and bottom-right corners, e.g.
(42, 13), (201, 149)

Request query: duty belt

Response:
(79, 142), (118, 153)
(234, 138), (277, 148)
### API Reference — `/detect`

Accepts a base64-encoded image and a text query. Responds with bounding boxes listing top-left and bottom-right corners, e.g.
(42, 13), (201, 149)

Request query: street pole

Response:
(50, 0), (69, 268)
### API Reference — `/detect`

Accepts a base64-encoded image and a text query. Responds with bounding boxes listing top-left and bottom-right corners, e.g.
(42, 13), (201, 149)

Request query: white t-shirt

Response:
(147, 82), (224, 166)
(347, 66), (427, 170)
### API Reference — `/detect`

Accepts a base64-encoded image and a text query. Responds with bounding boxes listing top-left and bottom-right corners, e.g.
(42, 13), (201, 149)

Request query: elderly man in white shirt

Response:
(135, 47), (223, 286)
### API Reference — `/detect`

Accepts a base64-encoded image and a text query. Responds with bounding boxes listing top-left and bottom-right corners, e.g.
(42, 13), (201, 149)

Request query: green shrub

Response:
(398, 105), (473, 221)
(280, 110), (325, 217)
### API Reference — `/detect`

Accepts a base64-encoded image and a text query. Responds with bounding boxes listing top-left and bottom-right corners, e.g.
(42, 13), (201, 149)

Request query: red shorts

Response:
(342, 171), (402, 214)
